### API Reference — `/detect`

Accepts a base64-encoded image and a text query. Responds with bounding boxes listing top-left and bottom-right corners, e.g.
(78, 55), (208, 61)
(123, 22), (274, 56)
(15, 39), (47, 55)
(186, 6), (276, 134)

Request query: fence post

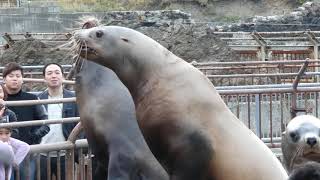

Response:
(66, 122), (83, 180)
(305, 30), (319, 82)
(65, 149), (75, 180)
(251, 31), (268, 61)
(255, 94), (262, 138)
(290, 59), (309, 118)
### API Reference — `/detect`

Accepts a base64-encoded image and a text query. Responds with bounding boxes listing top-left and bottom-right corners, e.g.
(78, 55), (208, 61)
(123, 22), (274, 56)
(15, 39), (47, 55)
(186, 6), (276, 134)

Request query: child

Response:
(0, 116), (30, 180)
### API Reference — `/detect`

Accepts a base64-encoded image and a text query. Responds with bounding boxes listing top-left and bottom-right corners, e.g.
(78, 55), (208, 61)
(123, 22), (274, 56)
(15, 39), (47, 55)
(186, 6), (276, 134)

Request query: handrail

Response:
(0, 117), (79, 128)
(4, 97), (76, 106)
(29, 139), (88, 154)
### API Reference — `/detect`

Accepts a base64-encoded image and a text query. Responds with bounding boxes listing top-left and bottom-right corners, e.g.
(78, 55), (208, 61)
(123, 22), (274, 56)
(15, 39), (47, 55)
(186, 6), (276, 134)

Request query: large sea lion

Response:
(74, 26), (288, 180)
(75, 60), (169, 180)
(282, 115), (320, 173)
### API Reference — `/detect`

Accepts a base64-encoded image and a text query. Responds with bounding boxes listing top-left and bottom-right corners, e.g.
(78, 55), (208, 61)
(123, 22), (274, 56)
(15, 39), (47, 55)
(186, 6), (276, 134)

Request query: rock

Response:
(0, 39), (73, 66)
(303, 2), (313, 9)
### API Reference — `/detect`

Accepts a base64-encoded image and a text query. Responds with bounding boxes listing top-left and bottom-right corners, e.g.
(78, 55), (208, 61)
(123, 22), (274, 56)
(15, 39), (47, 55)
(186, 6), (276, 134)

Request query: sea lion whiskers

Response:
(67, 36), (87, 61)
(290, 145), (304, 170)
(71, 40), (88, 73)
(74, 42), (85, 72)
(57, 34), (82, 61)
(73, 37), (99, 58)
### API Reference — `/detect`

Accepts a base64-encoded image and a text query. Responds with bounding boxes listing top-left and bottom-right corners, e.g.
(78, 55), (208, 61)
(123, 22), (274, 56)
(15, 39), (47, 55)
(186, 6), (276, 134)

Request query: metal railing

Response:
(0, 59), (317, 175)
(1, 59), (317, 87)
(0, 115), (90, 180)
(192, 59), (320, 86)
(0, 96), (89, 180)
(2, 85), (316, 172)
(3, 82), (320, 146)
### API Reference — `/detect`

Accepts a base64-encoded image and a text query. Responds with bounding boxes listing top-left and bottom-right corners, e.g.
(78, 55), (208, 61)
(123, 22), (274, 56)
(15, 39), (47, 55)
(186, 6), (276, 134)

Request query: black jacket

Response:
(1, 108), (19, 139)
(7, 90), (49, 145)
(38, 89), (79, 140)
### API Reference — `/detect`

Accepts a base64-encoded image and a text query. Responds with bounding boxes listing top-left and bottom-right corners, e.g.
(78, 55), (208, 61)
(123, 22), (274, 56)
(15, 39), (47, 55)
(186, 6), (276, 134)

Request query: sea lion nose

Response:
(307, 137), (317, 147)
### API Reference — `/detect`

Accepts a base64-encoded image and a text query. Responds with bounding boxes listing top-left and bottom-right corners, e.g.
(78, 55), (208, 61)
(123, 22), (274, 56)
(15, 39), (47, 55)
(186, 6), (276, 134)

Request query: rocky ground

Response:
(0, 10), (240, 67)
(0, 39), (73, 66)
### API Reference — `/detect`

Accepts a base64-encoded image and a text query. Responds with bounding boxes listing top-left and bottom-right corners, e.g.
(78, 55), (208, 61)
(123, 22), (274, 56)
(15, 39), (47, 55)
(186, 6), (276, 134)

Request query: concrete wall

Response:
(0, 10), (192, 43)
(0, 13), (81, 34)
(0, 10), (191, 33)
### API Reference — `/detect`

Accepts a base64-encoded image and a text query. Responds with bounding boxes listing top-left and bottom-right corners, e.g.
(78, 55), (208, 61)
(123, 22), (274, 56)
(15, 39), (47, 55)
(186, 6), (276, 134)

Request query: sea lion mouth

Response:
(304, 152), (320, 157)
(70, 37), (99, 59)
(80, 45), (97, 56)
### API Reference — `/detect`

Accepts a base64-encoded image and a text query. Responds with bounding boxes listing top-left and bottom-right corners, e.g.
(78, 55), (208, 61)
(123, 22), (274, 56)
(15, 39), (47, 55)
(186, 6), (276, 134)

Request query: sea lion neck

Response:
(108, 50), (176, 98)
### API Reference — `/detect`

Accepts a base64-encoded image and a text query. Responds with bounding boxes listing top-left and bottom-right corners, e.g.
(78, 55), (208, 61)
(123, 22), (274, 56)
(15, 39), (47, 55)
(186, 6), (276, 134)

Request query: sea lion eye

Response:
(96, 30), (104, 38)
(289, 131), (300, 142)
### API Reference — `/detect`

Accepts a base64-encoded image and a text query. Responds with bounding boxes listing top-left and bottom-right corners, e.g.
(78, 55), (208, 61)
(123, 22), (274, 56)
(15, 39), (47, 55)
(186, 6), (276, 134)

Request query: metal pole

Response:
(192, 59), (320, 66)
(291, 60), (310, 118)
(0, 117), (79, 128)
(314, 45), (319, 82)
(5, 97), (76, 107)
(255, 94), (261, 138)
(0, 77), (75, 85)
(28, 0), (30, 14)
(306, 30), (319, 82)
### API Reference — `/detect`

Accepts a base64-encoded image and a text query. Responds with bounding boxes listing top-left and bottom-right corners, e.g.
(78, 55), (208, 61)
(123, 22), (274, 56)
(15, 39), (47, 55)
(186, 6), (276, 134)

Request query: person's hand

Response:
(32, 126), (50, 144)
(34, 126), (50, 138)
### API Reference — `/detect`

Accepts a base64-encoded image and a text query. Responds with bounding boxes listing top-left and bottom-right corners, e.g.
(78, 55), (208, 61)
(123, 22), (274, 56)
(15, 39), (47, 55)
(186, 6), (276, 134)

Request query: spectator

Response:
(0, 116), (30, 180)
(38, 63), (79, 180)
(2, 62), (49, 180)
(0, 83), (19, 139)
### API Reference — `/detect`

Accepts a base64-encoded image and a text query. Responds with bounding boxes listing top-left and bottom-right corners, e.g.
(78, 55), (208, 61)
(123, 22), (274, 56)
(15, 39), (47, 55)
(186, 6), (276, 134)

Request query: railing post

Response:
(251, 31), (268, 61)
(65, 149), (75, 180)
(305, 30), (319, 82)
(255, 94), (262, 138)
(66, 122), (83, 180)
(290, 59), (309, 118)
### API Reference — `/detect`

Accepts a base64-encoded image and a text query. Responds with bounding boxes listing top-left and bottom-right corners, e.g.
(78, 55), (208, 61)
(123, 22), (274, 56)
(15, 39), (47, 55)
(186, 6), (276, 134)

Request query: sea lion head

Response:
(73, 25), (173, 90)
(73, 25), (170, 72)
(282, 115), (320, 172)
(74, 26), (139, 66)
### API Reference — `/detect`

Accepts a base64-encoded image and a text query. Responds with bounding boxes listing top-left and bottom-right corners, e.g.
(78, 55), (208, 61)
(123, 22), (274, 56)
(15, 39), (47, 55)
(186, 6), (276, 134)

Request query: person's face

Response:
(44, 64), (64, 89)
(0, 128), (11, 142)
(0, 86), (4, 100)
(4, 70), (23, 92)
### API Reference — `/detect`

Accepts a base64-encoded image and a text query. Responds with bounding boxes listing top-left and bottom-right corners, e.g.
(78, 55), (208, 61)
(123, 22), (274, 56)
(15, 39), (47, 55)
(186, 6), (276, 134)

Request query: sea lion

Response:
(75, 60), (169, 180)
(74, 26), (288, 180)
(282, 115), (320, 173)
